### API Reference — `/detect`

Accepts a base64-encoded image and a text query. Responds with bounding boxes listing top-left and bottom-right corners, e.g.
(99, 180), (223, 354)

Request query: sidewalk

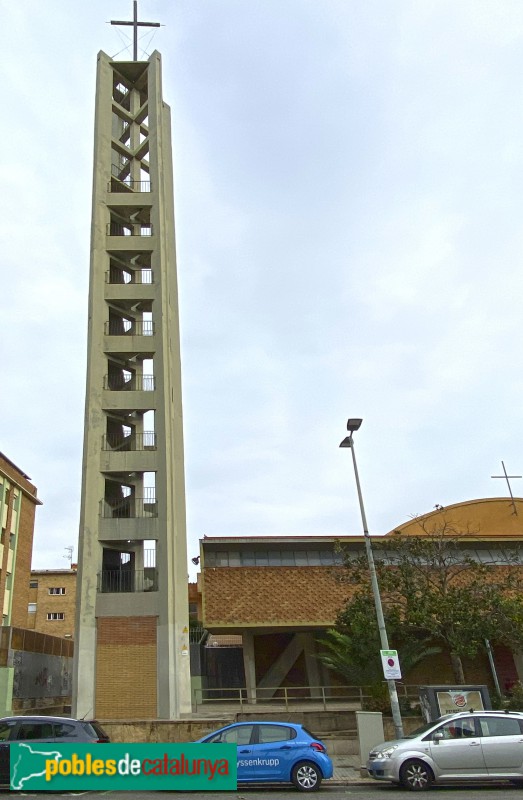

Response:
(332, 754), (372, 784)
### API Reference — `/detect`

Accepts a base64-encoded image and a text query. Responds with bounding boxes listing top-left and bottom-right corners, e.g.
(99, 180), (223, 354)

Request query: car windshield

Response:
(402, 718), (446, 739)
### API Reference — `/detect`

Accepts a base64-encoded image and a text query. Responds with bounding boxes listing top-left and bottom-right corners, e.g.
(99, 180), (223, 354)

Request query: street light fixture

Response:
(340, 418), (404, 738)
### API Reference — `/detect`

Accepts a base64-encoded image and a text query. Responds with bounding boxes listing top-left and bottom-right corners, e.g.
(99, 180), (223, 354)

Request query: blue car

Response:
(196, 720), (333, 791)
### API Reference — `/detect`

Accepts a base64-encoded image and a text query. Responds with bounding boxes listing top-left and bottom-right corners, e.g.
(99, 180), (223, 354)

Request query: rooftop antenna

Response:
(491, 461), (522, 516)
(110, 1), (161, 61)
(64, 545), (74, 566)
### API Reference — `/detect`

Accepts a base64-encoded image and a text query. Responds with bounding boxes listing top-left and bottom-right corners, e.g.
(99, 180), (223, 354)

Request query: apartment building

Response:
(27, 568), (77, 638)
(0, 452), (41, 627)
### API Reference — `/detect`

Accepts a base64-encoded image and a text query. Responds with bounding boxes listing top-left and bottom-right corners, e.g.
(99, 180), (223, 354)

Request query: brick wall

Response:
(11, 492), (37, 628)
(203, 563), (523, 629)
(203, 566), (347, 627)
(95, 616), (157, 718)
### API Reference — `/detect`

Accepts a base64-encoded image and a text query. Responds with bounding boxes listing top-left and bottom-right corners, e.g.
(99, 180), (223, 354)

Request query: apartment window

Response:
(48, 587), (66, 595)
(28, 603), (37, 613)
(29, 580), (38, 589)
(46, 613), (65, 621)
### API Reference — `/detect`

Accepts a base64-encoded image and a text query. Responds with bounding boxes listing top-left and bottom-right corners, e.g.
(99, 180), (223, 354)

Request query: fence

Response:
(193, 684), (421, 712)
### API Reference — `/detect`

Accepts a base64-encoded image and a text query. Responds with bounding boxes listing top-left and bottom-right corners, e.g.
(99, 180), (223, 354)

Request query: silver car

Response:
(367, 710), (523, 791)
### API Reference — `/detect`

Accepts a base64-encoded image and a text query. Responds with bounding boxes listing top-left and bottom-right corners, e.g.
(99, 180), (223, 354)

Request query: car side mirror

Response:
(433, 732), (444, 743)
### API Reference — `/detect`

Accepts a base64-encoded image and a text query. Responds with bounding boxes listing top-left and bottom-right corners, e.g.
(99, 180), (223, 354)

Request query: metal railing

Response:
(106, 268), (153, 285)
(111, 161), (130, 179)
(105, 320), (154, 336)
(109, 179), (151, 193)
(104, 374), (155, 392)
(100, 497), (158, 519)
(97, 568), (158, 593)
(193, 684), (421, 712)
(101, 432), (156, 451)
(107, 222), (153, 236)
(190, 627), (208, 645)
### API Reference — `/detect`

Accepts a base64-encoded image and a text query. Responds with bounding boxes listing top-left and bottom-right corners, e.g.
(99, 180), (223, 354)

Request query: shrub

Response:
(362, 683), (390, 712)
(505, 682), (523, 711)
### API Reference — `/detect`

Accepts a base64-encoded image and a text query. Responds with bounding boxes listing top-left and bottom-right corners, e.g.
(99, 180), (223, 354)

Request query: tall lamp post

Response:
(340, 418), (404, 738)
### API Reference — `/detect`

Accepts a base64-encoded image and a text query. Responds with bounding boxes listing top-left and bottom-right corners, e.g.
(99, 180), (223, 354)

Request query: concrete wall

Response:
(100, 718), (228, 743)
(383, 715), (423, 739)
(98, 712), (424, 748)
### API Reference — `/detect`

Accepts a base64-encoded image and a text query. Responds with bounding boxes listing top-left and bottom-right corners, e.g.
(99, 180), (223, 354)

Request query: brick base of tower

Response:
(95, 616), (157, 718)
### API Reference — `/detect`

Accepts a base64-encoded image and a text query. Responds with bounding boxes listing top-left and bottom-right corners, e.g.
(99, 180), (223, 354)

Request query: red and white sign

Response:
(380, 649), (402, 680)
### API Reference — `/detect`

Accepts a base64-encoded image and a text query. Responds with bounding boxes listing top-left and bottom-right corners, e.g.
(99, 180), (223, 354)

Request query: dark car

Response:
(196, 720), (333, 791)
(0, 715), (110, 785)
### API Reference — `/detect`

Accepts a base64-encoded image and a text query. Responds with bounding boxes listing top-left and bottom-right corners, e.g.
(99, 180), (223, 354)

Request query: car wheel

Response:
(399, 759), (434, 791)
(291, 761), (322, 792)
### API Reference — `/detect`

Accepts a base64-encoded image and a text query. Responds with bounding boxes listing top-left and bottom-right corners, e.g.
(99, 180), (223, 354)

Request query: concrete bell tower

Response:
(73, 6), (192, 719)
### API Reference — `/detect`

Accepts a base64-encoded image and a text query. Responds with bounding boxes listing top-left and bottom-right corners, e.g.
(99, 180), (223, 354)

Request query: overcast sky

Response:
(2, 0), (523, 576)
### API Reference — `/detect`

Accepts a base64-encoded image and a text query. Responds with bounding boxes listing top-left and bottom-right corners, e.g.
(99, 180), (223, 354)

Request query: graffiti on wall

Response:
(12, 651), (72, 699)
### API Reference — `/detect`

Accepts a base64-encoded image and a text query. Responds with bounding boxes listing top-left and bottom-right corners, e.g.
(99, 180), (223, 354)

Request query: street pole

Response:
(341, 421), (404, 738)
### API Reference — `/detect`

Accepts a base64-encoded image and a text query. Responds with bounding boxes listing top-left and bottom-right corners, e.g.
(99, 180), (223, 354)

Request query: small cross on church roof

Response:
(111, 1), (160, 61)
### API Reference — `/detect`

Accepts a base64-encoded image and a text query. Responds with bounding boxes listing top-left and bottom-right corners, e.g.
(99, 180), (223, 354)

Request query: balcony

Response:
(107, 221), (153, 236)
(99, 432), (158, 472)
(102, 432), (156, 451)
(106, 268), (153, 284)
(103, 374), (155, 391)
(105, 320), (154, 336)
(100, 496), (158, 519)
(109, 178), (151, 194)
(97, 568), (158, 593)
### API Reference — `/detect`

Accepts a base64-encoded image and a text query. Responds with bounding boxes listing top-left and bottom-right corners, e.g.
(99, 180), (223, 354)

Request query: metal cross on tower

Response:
(491, 461), (522, 516)
(111, 1), (160, 61)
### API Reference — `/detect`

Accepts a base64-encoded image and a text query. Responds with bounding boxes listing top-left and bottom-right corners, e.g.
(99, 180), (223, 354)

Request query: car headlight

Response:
(374, 745), (399, 759)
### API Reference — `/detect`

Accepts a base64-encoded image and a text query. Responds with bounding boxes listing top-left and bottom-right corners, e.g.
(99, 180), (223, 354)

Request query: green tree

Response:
(336, 519), (523, 684)
(318, 593), (440, 686)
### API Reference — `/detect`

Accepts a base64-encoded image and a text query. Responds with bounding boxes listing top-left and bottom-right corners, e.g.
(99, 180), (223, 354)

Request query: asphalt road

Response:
(11, 783), (523, 799)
